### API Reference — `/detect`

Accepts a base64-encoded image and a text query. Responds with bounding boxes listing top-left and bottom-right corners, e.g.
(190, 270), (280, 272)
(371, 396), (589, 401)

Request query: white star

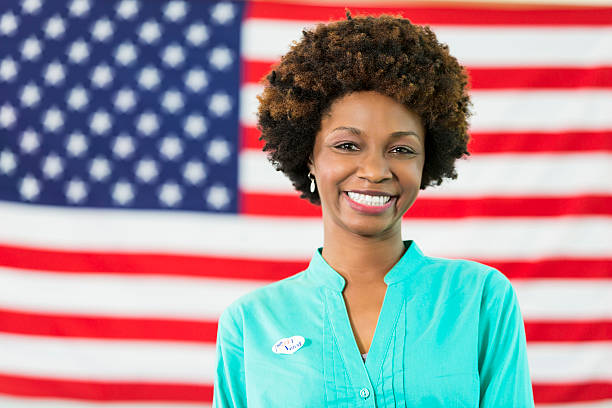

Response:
(112, 180), (135, 205)
(65, 178), (88, 204)
(20, 83), (41, 107)
(211, 2), (236, 25)
(182, 160), (206, 185)
(158, 135), (183, 161)
(183, 114), (207, 138)
(88, 156), (112, 181)
(0, 149), (17, 175)
(112, 134), (136, 159)
(65, 131), (88, 157)
(67, 86), (89, 111)
(185, 23), (209, 46)
(209, 45), (233, 71)
(161, 43), (185, 68)
(138, 20), (161, 44)
(44, 61), (65, 86)
(19, 174), (41, 201)
(0, 57), (18, 82)
(90, 64), (114, 88)
(91, 18), (114, 42)
(207, 138), (231, 164)
(135, 158), (158, 183)
(116, 0), (140, 20)
(138, 66), (160, 90)
(20, 129), (40, 154)
(115, 42), (137, 66)
(22, 0), (43, 15)
(158, 182), (182, 207)
(0, 12), (19, 36)
(113, 88), (137, 112)
(206, 185), (230, 210)
(164, 1), (188, 22)
(89, 110), (112, 135)
(0, 104), (17, 128)
(41, 153), (64, 179)
(44, 15), (66, 39)
(161, 89), (184, 113)
(184, 68), (208, 92)
(68, 39), (90, 64)
(208, 92), (232, 117)
(42, 107), (64, 132)
(136, 111), (159, 136)
(69, 0), (91, 17)
(21, 36), (42, 61)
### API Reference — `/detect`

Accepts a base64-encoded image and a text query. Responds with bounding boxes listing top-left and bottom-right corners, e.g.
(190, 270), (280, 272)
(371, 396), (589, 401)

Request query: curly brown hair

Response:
(256, 12), (472, 205)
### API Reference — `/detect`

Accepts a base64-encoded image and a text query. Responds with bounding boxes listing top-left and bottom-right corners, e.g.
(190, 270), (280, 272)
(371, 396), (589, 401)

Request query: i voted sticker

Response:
(272, 335), (305, 355)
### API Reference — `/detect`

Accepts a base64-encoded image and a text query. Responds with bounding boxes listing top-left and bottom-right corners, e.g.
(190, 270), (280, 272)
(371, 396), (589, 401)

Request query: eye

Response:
(390, 146), (416, 154)
(334, 142), (359, 151)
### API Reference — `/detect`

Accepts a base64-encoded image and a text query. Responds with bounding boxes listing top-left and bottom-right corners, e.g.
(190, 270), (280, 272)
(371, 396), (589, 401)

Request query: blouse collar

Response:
(306, 240), (427, 292)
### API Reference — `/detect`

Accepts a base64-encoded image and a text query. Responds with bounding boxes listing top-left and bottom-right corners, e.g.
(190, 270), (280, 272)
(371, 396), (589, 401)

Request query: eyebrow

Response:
(330, 126), (420, 139)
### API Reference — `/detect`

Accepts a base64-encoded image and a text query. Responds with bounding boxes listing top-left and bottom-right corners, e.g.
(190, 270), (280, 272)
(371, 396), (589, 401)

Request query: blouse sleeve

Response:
(478, 270), (535, 407)
(212, 306), (247, 408)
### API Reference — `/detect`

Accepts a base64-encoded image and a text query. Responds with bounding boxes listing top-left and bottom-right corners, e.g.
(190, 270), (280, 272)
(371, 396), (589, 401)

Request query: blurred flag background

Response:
(0, 0), (611, 406)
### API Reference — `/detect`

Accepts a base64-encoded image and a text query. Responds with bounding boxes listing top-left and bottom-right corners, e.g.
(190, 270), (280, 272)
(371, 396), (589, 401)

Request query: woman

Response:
(213, 12), (534, 407)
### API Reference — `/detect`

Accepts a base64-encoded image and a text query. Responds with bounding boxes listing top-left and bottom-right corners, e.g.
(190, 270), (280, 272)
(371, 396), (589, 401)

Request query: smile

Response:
(344, 191), (396, 214)
(346, 191), (391, 206)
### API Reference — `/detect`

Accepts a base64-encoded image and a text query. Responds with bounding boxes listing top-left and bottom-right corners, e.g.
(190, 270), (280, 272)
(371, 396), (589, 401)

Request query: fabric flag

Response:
(0, 0), (611, 407)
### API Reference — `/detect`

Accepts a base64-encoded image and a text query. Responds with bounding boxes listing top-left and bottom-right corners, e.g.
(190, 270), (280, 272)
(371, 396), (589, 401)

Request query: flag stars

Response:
(44, 15), (66, 39)
(207, 138), (231, 164)
(209, 92), (232, 117)
(89, 110), (112, 135)
(164, 1), (188, 22)
(89, 156), (112, 181)
(158, 182), (182, 207)
(19, 174), (41, 201)
(41, 153), (65, 180)
(211, 2), (236, 25)
(0, 12), (19, 36)
(65, 132), (88, 157)
(185, 23), (209, 46)
(90, 64), (114, 88)
(68, 39), (90, 64)
(115, 42), (138, 66)
(183, 114), (207, 138)
(20, 129), (40, 154)
(116, 0), (140, 20)
(22, 0), (43, 15)
(65, 178), (88, 204)
(43, 107), (64, 132)
(182, 160), (206, 185)
(91, 19), (114, 42)
(159, 135), (183, 161)
(138, 20), (162, 44)
(209, 45), (233, 71)
(161, 44), (185, 68)
(112, 134), (136, 159)
(67, 86), (89, 111)
(0, 149), (17, 175)
(114, 88), (137, 112)
(206, 185), (230, 210)
(138, 66), (161, 90)
(69, 0), (91, 17)
(20, 83), (41, 107)
(0, 104), (17, 128)
(21, 36), (42, 61)
(112, 180), (135, 205)
(135, 158), (159, 183)
(161, 89), (184, 113)
(44, 61), (65, 86)
(0, 57), (18, 82)
(185, 68), (208, 93)
(136, 111), (159, 136)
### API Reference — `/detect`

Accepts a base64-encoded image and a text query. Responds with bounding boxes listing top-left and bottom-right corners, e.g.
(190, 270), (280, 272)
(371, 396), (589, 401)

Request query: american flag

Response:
(0, 0), (611, 406)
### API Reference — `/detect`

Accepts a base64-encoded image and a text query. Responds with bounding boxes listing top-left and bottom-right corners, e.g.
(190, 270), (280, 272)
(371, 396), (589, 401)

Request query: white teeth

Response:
(347, 192), (391, 206)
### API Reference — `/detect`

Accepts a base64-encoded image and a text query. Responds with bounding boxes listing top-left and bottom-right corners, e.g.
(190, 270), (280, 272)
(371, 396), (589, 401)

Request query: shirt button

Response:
(359, 387), (370, 399)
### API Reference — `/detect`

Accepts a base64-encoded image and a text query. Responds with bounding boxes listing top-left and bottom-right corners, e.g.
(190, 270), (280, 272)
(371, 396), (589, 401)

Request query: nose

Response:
(356, 151), (392, 183)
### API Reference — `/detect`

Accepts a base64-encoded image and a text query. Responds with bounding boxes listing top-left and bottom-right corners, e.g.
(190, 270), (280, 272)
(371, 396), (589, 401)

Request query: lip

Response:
(346, 189), (395, 197)
(343, 191), (396, 214)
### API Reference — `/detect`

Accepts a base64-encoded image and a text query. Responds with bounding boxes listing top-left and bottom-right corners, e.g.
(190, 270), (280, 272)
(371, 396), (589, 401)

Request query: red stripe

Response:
(1, 243), (610, 280)
(242, 124), (612, 153)
(0, 372), (212, 402)
(534, 382), (612, 403)
(2, 308), (611, 343)
(246, 2), (612, 26)
(0, 308), (218, 343)
(240, 193), (612, 218)
(244, 61), (612, 90)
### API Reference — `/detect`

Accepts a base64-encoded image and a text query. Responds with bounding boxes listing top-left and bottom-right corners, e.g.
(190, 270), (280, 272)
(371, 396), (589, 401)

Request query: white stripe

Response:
(1, 268), (611, 321)
(239, 149), (612, 197)
(529, 342), (612, 382)
(0, 202), (611, 259)
(0, 333), (611, 385)
(537, 400), (612, 408)
(0, 332), (216, 383)
(513, 279), (612, 320)
(241, 84), (612, 131)
(242, 19), (612, 66)
(0, 266), (261, 319)
(0, 396), (211, 408)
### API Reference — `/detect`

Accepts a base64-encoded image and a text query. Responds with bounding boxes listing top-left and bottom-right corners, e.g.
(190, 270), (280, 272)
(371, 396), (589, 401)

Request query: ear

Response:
(307, 154), (315, 174)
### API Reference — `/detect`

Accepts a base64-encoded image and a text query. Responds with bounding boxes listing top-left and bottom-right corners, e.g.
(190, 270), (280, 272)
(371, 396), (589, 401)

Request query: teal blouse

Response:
(213, 240), (534, 407)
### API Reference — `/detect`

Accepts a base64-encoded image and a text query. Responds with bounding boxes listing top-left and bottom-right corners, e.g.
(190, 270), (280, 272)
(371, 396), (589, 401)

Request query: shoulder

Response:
(420, 252), (510, 289)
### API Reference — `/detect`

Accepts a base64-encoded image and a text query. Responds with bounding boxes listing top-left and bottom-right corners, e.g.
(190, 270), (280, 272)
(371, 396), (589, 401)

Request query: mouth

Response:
(343, 190), (397, 214)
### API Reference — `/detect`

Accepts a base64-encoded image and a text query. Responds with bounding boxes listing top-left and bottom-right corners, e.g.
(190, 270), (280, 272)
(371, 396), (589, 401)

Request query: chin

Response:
(342, 218), (399, 239)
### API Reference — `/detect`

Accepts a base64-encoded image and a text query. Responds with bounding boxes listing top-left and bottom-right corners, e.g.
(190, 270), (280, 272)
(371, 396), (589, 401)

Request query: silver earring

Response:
(308, 172), (316, 193)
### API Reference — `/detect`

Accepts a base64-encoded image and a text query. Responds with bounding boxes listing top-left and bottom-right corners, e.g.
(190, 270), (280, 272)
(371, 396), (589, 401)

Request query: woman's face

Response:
(309, 91), (425, 239)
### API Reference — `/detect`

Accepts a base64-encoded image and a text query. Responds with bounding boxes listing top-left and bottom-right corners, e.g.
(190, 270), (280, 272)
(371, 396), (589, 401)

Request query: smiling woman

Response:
(213, 11), (534, 408)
